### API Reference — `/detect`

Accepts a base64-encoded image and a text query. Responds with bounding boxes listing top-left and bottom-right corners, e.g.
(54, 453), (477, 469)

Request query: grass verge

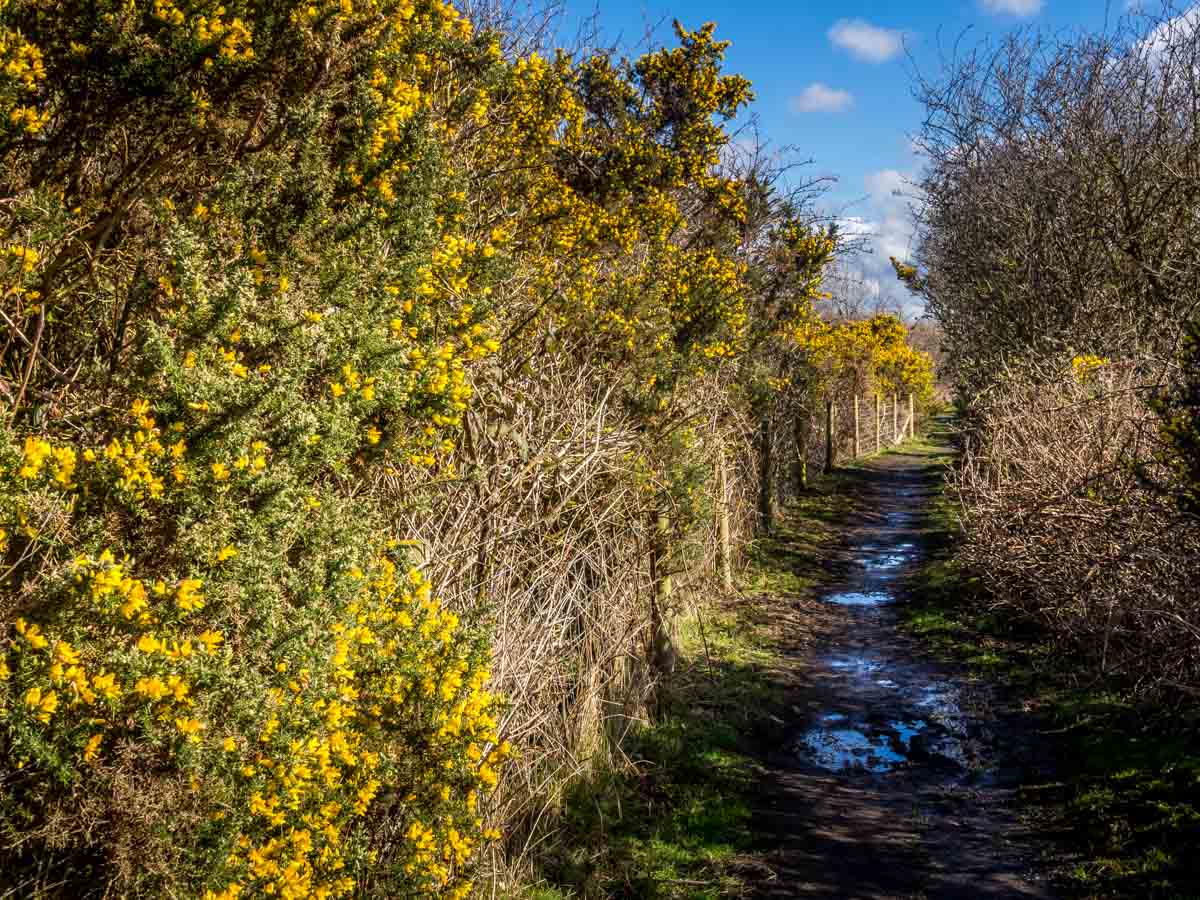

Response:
(900, 421), (1200, 900)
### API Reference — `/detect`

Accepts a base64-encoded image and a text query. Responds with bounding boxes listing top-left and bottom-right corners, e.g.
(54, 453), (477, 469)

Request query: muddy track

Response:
(750, 443), (1057, 899)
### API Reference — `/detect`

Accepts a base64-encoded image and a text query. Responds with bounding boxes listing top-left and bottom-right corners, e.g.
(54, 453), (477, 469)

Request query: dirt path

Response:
(750, 441), (1057, 899)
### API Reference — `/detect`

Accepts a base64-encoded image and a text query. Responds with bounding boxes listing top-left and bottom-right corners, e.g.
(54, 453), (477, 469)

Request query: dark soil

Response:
(747, 445), (1060, 899)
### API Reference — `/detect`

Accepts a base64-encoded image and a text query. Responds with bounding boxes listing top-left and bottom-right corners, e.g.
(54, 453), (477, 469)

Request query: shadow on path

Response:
(749, 439), (1057, 900)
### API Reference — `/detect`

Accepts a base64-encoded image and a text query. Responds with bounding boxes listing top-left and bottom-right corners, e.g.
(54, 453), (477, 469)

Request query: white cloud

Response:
(790, 83), (855, 113)
(827, 169), (927, 318)
(980, 0), (1042, 16)
(828, 19), (905, 63)
(874, 211), (918, 262)
(1139, 5), (1200, 58)
(868, 170), (921, 261)
(864, 169), (908, 199)
(836, 216), (873, 238)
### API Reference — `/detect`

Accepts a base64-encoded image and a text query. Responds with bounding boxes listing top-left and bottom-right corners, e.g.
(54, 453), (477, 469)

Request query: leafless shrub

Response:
(912, 5), (1200, 399)
(952, 360), (1200, 698)
(905, 6), (1200, 701)
(372, 347), (761, 880)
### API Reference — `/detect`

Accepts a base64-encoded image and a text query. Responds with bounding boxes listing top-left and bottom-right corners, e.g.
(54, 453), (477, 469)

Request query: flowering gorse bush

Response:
(0, 0), (858, 895)
(787, 312), (934, 402)
(0, 0), (512, 894)
(2, 393), (508, 898)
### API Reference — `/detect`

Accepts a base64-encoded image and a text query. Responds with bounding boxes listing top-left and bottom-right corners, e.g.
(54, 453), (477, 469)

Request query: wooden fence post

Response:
(757, 416), (773, 534)
(892, 394), (898, 443)
(875, 393), (881, 454)
(717, 450), (733, 592)
(853, 395), (860, 458)
(908, 394), (915, 439)
(823, 398), (834, 474)
(649, 509), (676, 675)
(793, 412), (808, 494)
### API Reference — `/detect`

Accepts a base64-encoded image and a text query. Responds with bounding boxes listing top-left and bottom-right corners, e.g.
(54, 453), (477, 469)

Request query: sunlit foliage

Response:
(0, 2), (868, 895)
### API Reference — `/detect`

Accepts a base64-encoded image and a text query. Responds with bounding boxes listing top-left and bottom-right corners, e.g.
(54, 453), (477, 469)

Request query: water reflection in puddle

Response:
(796, 682), (973, 773)
(860, 543), (915, 570)
(828, 655), (881, 675)
(916, 683), (970, 766)
(825, 590), (892, 606)
(798, 724), (907, 772)
(797, 714), (970, 773)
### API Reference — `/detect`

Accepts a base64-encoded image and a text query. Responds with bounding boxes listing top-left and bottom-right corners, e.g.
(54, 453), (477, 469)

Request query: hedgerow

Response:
(0, 1), (931, 896)
(895, 10), (1200, 699)
(0, 1), (518, 895)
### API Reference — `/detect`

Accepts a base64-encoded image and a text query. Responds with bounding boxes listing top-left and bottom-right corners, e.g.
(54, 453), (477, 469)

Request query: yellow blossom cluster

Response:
(1071, 353), (1108, 383)
(17, 436), (76, 487)
(6, 545), (219, 752)
(367, 73), (424, 159)
(450, 20), (761, 399)
(791, 312), (934, 400)
(196, 560), (506, 899)
(2, 520), (505, 897)
(195, 10), (255, 62)
(0, 20), (47, 134)
(99, 400), (176, 499)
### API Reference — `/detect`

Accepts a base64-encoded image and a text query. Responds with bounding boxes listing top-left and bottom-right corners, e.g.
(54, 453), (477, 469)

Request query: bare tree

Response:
(903, 5), (1200, 699)
(907, 6), (1200, 399)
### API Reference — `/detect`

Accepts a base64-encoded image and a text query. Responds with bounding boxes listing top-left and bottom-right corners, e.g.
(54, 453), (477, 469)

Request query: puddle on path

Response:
(798, 721), (908, 772)
(797, 660), (974, 773)
(918, 681), (965, 728)
(827, 654), (882, 675)
(825, 590), (892, 606)
(797, 485), (981, 778)
(795, 710), (970, 774)
(760, 454), (1053, 897)
(860, 543), (915, 571)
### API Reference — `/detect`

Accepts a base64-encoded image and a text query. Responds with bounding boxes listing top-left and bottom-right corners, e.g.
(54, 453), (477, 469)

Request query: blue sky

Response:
(554, 0), (1133, 315)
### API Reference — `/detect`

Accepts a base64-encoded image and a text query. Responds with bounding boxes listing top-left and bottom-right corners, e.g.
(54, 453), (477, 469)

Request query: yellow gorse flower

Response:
(199, 630), (224, 654)
(175, 717), (204, 738)
(15, 618), (48, 650)
(24, 687), (58, 723)
(82, 733), (103, 762)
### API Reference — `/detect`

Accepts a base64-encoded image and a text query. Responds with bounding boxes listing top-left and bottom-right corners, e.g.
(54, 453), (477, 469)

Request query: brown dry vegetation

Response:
(896, 7), (1200, 894)
(903, 3), (1200, 701)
